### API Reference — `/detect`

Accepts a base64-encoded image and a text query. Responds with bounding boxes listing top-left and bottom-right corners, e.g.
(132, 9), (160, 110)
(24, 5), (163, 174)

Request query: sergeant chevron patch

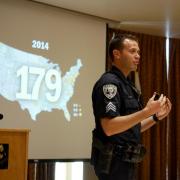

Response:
(106, 102), (116, 112)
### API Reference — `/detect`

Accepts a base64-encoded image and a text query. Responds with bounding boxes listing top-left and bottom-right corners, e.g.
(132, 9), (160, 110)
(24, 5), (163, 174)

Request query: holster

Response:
(90, 135), (114, 174)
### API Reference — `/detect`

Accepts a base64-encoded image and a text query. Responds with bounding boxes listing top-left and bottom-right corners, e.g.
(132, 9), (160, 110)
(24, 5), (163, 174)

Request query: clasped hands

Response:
(146, 92), (172, 121)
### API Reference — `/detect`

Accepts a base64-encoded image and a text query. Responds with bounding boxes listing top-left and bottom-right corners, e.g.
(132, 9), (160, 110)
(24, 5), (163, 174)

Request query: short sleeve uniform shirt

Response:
(92, 66), (143, 145)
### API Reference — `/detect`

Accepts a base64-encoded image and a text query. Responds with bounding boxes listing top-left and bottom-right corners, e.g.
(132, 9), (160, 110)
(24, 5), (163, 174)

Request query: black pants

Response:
(95, 157), (137, 180)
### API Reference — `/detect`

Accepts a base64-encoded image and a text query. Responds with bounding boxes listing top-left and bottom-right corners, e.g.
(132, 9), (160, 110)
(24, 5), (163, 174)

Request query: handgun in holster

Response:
(90, 135), (114, 174)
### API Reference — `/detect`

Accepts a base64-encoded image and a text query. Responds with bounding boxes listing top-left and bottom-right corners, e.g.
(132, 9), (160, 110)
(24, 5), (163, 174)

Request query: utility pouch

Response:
(91, 136), (114, 174)
(114, 143), (146, 163)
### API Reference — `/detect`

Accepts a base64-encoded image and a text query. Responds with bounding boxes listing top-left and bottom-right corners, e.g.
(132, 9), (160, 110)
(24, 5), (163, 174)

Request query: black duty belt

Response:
(91, 135), (146, 174)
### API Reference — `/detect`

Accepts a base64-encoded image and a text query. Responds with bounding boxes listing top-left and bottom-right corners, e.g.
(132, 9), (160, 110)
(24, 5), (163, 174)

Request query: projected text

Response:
(16, 66), (61, 102)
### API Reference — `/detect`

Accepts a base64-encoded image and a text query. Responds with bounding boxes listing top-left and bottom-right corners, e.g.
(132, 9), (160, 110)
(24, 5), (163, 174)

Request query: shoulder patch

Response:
(103, 84), (117, 99)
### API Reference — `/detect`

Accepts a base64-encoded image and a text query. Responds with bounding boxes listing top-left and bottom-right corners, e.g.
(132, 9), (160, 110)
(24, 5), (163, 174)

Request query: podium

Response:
(0, 129), (30, 180)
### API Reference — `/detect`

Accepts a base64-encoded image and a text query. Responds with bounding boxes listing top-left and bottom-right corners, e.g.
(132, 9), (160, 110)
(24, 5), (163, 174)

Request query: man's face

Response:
(119, 39), (140, 72)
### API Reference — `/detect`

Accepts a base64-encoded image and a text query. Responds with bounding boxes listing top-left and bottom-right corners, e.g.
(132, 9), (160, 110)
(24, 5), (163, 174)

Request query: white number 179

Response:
(16, 66), (61, 102)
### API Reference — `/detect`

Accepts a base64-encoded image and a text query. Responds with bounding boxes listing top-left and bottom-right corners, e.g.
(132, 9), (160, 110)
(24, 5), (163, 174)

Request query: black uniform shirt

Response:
(92, 66), (143, 145)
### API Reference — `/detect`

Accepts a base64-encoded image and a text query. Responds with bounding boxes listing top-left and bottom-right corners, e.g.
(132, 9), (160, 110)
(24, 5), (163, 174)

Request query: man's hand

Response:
(156, 98), (172, 120)
(144, 93), (164, 116)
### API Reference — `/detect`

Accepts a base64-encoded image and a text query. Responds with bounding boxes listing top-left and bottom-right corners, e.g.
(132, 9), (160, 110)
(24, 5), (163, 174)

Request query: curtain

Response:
(168, 38), (180, 180)
(107, 28), (168, 180)
(28, 161), (55, 180)
(137, 32), (167, 180)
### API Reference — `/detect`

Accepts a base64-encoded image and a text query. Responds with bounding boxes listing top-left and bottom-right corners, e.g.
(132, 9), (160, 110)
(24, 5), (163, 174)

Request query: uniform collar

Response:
(110, 65), (130, 85)
(110, 66), (141, 98)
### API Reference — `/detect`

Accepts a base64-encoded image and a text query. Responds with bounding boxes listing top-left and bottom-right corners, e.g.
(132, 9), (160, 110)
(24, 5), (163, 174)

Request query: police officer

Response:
(91, 34), (172, 180)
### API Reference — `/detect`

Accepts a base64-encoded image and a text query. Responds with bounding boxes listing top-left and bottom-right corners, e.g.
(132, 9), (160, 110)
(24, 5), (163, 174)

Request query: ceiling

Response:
(33, 0), (180, 39)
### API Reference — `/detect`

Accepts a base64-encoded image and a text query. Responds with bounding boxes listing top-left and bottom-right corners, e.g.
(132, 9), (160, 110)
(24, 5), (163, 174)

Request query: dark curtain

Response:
(168, 38), (180, 180)
(137, 32), (167, 180)
(28, 161), (55, 180)
(107, 28), (168, 180)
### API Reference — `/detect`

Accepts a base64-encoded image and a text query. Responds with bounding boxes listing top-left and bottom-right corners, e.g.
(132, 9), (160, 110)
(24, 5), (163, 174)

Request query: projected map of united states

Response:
(0, 42), (82, 121)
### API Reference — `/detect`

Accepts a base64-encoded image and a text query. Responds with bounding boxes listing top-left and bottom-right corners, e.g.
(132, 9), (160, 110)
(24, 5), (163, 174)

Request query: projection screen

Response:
(0, 0), (106, 159)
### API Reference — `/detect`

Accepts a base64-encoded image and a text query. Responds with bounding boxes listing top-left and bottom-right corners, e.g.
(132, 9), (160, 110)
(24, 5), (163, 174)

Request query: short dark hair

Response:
(108, 34), (139, 60)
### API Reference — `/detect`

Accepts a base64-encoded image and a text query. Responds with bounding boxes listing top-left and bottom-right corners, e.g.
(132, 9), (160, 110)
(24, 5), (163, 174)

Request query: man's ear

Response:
(113, 49), (120, 59)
